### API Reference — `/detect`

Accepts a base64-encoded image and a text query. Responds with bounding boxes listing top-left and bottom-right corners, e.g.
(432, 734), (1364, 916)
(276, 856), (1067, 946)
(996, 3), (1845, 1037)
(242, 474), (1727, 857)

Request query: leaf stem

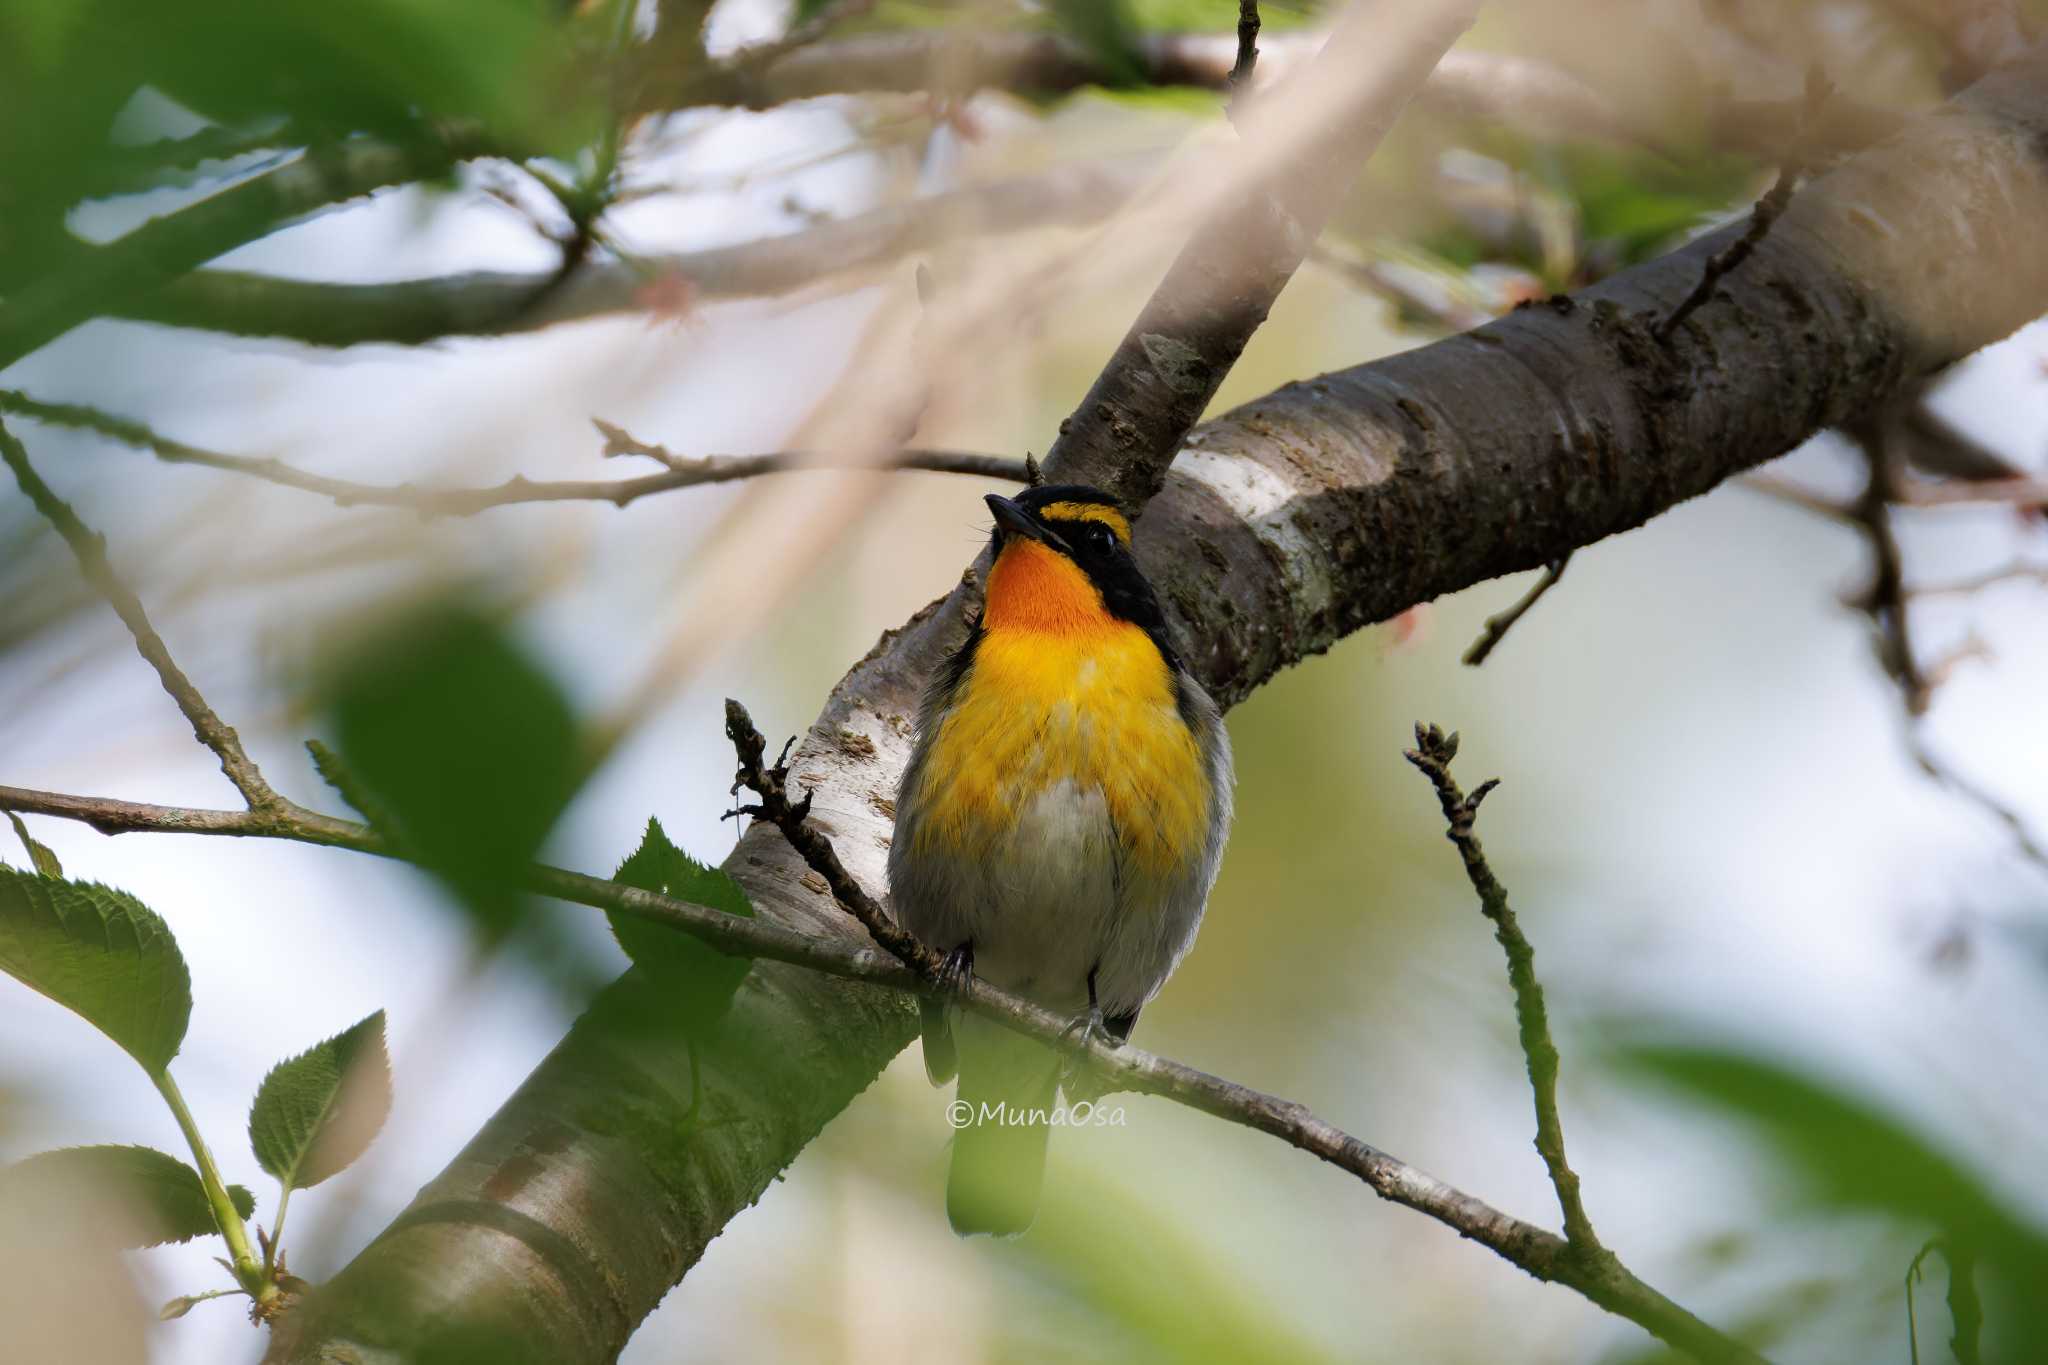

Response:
(151, 1069), (272, 1302)
(268, 1182), (294, 1267)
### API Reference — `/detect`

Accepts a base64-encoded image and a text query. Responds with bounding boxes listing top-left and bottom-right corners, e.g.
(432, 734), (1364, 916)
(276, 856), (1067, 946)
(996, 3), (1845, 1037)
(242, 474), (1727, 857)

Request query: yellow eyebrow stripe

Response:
(1040, 501), (1131, 544)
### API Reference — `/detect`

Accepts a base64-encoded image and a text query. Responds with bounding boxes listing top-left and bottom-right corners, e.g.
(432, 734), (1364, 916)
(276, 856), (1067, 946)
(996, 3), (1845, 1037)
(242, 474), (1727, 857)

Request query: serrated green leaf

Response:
(6, 812), (61, 878)
(0, 1145), (254, 1250)
(0, 867), (189, 1075)
(248, 1010), (392, 1192)
(608, 818), (755, 1035)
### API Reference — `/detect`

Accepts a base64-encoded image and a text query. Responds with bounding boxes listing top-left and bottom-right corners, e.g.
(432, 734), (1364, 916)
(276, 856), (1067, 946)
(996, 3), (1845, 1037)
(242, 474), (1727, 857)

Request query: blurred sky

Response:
(4, 16), (2048, 1365)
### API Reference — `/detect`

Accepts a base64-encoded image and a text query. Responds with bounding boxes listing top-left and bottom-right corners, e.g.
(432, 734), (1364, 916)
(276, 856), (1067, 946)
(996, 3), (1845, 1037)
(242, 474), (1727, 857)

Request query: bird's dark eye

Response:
(1080, 522), (1116, 552)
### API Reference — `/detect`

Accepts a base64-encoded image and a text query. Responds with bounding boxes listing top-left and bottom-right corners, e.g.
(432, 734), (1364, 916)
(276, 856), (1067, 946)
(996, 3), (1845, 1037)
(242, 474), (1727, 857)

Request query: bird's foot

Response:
(934, 942), (975, 998)
(1058, 1003), (1118, 1057)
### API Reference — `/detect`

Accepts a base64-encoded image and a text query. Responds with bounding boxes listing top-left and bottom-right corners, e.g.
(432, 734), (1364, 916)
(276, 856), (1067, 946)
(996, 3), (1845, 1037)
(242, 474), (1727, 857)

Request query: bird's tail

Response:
(947, 1015), (1059, 1237)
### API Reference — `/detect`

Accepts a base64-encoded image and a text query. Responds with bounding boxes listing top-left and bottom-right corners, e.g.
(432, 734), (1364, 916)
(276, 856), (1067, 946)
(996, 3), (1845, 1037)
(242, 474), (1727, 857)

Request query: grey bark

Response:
(265, 53), (2048, 1365)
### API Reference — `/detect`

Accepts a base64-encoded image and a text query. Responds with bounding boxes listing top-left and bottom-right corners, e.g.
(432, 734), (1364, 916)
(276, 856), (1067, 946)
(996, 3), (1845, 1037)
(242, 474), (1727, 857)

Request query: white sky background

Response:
(4, 11), (2048, 1364)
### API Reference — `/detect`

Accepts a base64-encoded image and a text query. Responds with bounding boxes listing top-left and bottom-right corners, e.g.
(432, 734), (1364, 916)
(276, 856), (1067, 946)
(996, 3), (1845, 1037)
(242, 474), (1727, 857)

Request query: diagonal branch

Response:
(0, 420), (281, 811)
(1042, 0), (1484, 505)
(1405, 725), (1598, 1252)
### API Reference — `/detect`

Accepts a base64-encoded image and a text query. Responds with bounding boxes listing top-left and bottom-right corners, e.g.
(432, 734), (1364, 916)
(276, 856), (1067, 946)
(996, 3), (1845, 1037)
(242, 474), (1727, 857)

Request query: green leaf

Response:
(248, 1010), (393, 1193)
(6, 812), (61, 877)
(608, 818), (755, 1035)
(1618, 1044), (2048, 1281)
(324, 602), (583, 944)
(1046, 0), (1143, 86)
(0, 1145), (254, 1249)
(0, 866), (189, 1075)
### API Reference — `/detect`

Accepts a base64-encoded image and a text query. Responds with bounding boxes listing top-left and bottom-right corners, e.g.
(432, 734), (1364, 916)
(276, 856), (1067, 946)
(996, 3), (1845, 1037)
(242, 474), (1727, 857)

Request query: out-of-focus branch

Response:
(0, 392), (1024, 515)
(0, 132), (490, 369)
(114, 157), (1149, 347)
(1846, 427), (2048, 872)
(224, 50), (2048, 1365)
(1042, 0), (1485, 507)
(1877, 0), (2031, 86)
(1405, 725), (1600, 1252)
(695, 31), (1641, 149)
(0, 420), (281, 811)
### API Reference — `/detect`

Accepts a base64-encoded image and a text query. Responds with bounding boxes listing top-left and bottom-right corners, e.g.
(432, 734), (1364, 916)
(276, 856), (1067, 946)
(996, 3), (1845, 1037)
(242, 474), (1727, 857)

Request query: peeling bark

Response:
(266, 53), (2048, 1365)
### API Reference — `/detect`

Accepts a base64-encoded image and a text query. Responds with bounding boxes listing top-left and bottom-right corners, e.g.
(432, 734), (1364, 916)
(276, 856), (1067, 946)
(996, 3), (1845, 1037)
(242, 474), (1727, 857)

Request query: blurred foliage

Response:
(1619, 1043), (2048, 1362)
(248, 1010), (393, 1196)
(323, 600), (589, 972)
(0, 866), (192, 1077)
(0, 1145), (255, 1250)
(608, 817), (757, 1037)
(0, 0), (600, 290)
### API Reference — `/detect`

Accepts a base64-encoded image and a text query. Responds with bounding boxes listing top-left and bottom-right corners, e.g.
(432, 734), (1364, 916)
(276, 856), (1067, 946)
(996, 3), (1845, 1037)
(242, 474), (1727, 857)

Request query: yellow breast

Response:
(913, 620), (1208, 877)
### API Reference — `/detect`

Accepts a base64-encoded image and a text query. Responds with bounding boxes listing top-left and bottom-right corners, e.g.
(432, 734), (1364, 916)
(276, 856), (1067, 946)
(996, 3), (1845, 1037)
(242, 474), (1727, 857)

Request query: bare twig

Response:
(0, 419), (281, 811)
(1659, 72), (1831, 344)
(0, 769), (1768, 1364)
(1404, 724), (1602, 1254)
(0, 392), (1024, 516)
(1895, 475), (2048, 512)
(1463, 557), (1571, 666)
(1738, 473), (1861, 525)
(1848, 429), (2048, 872)
(1906, 1237), (1982, 1365)
(719, 698), (945, 978)
(1226, 2), (1262, 112)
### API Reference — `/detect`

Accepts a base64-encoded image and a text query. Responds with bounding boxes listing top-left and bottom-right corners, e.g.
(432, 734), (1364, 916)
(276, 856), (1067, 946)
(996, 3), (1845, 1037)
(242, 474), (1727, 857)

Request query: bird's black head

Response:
(981, 485), (1176, 657)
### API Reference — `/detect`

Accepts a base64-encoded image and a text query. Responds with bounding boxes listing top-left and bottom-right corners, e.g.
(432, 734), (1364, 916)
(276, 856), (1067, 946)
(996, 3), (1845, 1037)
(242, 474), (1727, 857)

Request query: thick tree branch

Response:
(88, 47), (2048, 1365)
(1042, 0), (1485, 507)
(0, 392), (1023, 515)
(113, 158), (1149, 347)
(0, 420), (281, 810)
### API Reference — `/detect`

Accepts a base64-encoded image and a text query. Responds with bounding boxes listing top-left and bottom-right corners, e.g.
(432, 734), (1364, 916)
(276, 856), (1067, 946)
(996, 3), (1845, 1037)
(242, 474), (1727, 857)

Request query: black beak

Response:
(985, 494), (1070, 552)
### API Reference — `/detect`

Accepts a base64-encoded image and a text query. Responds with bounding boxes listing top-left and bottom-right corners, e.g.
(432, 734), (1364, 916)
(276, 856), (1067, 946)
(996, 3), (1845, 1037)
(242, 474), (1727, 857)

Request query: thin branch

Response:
(1659, 71), (1830, 343)
(0, 772), (1768, 1364)
(0, 131), (493, 369)
(719, 698), (946, 977)
(1895, 475), (2048, 512)
(1404, 724), (1601, 1253)
(0, 419), (281, 811)
(117, 156), (1150, 347)
(1463, 557), (1570, 666)
(1847, 428), (2048, 873)
(1226, 2), (1263, 111)
(0, 392), (1023, 516)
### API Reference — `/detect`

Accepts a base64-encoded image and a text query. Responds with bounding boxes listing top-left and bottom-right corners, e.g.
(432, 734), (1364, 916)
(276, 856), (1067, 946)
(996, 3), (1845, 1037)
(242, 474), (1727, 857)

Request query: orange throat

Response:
(983, 540), (1117, 638)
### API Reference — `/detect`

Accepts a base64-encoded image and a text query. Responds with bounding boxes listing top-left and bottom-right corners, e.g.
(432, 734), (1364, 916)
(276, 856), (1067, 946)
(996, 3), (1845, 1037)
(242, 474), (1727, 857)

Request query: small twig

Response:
(1906, 1237), (1982, 1365)
(0, 417), (282, 811)
(720, 698), (946, 978)
(1847, 428), (2048, 873)
(1658, 71), (1831, 344)
(1739, 473), (1861, 525)
(1404, 724), (1601, 1254)
(1226, 1), (1262, 117)
(1894, 474), (2048, 512)
(0, 391), (1025, 517)
(1463, 557), (1571, 666)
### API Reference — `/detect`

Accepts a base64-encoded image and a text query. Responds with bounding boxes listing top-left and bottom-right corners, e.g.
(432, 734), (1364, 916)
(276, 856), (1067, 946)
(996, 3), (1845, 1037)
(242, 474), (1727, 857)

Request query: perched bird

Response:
(889, 485), (1234, 1235)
